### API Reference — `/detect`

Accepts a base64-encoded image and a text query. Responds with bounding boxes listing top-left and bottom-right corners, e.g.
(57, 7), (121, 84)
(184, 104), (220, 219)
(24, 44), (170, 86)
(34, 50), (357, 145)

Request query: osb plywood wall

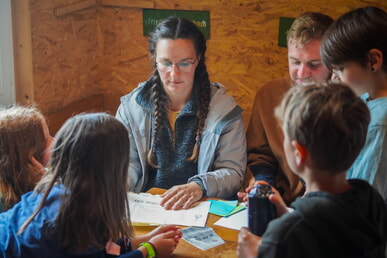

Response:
(27, 0), (387, 129)
(29, 0), (100, 114)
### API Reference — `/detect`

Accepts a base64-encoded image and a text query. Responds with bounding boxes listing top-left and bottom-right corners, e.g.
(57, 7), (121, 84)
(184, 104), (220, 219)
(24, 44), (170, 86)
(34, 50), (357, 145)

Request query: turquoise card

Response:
(208, 200), (239, 216)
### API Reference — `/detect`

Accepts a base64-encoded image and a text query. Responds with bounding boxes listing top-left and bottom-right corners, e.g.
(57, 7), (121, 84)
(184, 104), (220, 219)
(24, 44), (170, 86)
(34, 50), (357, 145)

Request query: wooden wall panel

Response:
(46, 94), (104, 134)
(30, 0), (99, 114)
(27, 0), (387, 128)
(97, 0), (387, 124)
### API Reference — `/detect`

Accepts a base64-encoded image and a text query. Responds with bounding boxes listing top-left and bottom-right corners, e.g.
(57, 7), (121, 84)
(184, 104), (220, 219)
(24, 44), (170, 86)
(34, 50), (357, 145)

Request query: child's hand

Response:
(131, 225), (182, 252)
(148, 229), (181, 257)
(237, 227), (261, 258)
(237, 184), (259, 204)
(147, 225), (182, 244)
(237, 180), (273, 205)
(267, 184), (289, 217)
(237, 191), (248, 203)
(238, 181), (289, 217)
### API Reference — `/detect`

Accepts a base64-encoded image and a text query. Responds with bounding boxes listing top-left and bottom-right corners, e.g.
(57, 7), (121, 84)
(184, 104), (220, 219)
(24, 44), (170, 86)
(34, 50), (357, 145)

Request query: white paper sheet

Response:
(214, 204), (294, 231)
(214, 203), (248, 230)
(128, 192), (210, 227)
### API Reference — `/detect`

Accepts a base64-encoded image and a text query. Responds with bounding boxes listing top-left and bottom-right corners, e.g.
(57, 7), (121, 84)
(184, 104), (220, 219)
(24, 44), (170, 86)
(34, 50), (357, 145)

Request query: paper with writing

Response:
(128, 192), (210, 227)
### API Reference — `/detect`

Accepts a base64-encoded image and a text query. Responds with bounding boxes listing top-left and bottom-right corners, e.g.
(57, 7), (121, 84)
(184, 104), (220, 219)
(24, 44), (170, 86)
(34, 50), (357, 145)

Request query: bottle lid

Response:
(249, 184), (273, 198)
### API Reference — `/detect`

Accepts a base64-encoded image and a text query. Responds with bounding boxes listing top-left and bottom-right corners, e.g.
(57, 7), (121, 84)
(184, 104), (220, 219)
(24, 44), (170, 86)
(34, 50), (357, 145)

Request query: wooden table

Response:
(133, 188), (240, 258)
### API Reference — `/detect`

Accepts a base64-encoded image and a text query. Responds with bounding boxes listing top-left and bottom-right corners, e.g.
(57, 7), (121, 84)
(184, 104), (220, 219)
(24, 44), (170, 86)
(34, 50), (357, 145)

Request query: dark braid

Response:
(147, 70), (169, 167)
(147, 17), (211, 166)
(186, 58), (211, 162)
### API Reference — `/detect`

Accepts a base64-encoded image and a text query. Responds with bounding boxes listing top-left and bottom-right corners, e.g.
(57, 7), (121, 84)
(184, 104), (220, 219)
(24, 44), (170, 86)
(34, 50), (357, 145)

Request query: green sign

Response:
(143, 9), (210, 39)
(278, 17), (295, 47)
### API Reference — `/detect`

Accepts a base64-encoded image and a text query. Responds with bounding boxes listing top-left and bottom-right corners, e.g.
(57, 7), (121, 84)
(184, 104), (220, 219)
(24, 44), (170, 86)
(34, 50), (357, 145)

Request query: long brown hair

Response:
(146, 17), (211, 167)
(19, 113), (133, 251)
(0, 105), (46, 211)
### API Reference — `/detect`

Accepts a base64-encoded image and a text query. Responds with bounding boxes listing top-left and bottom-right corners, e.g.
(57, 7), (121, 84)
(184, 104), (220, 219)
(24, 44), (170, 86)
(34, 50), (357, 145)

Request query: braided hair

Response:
(147, 17), (211, 167)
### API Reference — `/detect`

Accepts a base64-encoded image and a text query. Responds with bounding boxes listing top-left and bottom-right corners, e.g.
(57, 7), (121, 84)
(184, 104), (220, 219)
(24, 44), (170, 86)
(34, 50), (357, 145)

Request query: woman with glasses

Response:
(116, 17), (246, 210)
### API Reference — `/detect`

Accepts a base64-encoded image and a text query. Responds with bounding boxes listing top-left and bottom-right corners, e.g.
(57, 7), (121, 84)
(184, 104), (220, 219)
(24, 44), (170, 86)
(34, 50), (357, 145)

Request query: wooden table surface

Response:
(133, 188), (240, 258)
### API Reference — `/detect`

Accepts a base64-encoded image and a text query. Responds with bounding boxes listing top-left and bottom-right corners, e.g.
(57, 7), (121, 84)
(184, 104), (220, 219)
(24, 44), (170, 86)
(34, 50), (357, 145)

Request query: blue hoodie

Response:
(0, 185), (141, 258)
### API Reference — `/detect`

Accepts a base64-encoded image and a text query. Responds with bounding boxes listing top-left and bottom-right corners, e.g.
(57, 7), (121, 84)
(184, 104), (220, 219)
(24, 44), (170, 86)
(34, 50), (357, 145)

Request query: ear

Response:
(331, 72), (341, 83)
(291, 140), (308, 166)
(368, 49), (383, 71)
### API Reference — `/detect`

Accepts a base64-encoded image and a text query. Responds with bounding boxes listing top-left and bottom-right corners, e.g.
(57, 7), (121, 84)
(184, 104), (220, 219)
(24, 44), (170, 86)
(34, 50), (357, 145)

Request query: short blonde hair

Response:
(275, 82), (369, 173)
(287, 12), (333, 46)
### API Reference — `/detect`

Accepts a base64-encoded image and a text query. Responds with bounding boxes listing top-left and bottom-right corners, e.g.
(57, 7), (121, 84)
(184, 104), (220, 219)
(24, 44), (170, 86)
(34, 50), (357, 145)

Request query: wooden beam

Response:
(54, 0), (96, 17)
(11, 0), (34, 105)
(100, 0), (154, 9)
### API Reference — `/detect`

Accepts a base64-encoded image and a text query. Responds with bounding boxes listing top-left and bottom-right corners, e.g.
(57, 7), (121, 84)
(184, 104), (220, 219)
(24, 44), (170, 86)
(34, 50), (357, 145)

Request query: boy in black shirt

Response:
(238, 82), (387, 258)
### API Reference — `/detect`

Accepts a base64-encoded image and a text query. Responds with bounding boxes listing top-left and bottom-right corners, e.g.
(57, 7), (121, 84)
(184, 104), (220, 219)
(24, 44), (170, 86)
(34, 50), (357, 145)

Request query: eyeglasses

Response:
(156, 58), (197, 73)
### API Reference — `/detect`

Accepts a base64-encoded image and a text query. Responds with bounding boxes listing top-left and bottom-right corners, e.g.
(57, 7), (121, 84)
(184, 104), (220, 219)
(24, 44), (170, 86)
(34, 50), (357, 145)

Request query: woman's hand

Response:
(237, 227), (261, 258)
(160, 182), (203, 210)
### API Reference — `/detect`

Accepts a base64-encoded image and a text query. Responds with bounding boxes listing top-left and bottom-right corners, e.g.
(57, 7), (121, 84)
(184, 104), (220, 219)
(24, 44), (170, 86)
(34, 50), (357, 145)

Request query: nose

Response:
(169, 63), (181, 77)
(297, 64), (311, 80)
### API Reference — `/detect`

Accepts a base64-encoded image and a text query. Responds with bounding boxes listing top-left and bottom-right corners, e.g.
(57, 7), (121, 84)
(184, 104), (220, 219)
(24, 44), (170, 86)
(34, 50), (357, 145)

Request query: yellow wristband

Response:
(138, 242), (156, 258)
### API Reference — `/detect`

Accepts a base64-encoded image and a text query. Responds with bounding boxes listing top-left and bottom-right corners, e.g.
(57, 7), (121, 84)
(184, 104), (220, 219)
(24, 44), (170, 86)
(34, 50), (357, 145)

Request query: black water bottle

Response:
(248, 183), (276, 237)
